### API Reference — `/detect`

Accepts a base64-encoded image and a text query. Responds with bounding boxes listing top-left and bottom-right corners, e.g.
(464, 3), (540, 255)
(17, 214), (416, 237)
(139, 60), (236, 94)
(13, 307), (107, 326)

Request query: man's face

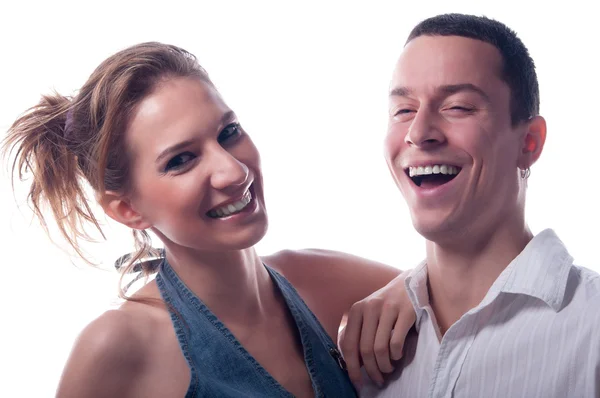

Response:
(385, 35), (531, 243)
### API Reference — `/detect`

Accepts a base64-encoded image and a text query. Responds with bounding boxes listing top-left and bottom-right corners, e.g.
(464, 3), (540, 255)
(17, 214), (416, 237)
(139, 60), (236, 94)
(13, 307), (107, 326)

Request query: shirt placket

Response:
(428, 312), (480, 398)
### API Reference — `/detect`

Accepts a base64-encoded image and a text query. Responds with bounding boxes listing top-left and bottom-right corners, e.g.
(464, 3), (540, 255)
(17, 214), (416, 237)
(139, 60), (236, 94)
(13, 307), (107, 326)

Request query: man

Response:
(353, 13), (600, 397)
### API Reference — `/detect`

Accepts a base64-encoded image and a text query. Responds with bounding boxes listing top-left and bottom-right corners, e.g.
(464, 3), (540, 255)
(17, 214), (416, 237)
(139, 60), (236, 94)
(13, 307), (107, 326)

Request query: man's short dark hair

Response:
(407, 13), (539, 125)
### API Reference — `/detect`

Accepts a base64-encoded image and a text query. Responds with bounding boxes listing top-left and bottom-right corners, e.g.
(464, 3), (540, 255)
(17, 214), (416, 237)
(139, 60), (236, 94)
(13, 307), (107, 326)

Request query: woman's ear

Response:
(98, 191), (152, 230)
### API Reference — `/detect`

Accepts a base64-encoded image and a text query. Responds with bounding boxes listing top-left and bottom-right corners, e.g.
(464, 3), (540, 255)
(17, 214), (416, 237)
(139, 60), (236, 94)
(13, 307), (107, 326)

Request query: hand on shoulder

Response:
(339, 270), (415, 388)
(264, 249), (415, 389)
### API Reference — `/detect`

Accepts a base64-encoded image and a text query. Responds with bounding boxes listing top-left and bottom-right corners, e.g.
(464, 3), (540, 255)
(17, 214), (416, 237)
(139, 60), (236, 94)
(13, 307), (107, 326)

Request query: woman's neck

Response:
(164, 245), (277, 326)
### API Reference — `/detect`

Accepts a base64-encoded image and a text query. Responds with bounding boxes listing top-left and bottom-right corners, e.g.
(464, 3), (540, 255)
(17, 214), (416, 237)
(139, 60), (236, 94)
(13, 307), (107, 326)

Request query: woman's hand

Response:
(338, 271), (415, 388)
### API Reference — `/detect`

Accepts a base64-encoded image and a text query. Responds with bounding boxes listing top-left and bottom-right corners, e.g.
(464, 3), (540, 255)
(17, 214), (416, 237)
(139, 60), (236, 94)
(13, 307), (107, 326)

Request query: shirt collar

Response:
(404, 261), (429, 328)
(484, 228), (573, 312)
(404, 229), (574, 324)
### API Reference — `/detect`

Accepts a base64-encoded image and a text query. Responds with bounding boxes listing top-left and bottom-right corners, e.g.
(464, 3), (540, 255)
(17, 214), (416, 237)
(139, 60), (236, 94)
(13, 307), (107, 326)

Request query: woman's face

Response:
(122, 76), (268, 253)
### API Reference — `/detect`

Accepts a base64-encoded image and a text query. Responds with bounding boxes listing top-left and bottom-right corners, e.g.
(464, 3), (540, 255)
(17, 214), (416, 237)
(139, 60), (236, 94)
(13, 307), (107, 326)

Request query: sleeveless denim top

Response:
(156, 259), (357, 397)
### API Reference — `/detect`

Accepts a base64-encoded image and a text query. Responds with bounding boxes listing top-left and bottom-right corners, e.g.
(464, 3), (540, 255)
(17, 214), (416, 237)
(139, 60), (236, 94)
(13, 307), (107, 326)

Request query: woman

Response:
(3, 42), (410, 397)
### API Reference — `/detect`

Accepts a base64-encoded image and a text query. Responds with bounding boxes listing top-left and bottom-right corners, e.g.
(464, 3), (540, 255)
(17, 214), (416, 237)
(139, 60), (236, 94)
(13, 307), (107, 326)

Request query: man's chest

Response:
(368, 299), (593, 398)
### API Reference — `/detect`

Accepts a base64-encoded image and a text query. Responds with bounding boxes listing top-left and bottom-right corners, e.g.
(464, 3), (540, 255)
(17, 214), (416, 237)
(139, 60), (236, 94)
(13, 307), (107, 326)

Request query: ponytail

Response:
(2, 93), (104, 262)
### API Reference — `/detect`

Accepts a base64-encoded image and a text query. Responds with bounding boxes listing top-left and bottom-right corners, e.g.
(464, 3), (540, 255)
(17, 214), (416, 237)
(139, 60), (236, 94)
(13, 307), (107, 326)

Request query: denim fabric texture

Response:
(156, 259), (357, 397)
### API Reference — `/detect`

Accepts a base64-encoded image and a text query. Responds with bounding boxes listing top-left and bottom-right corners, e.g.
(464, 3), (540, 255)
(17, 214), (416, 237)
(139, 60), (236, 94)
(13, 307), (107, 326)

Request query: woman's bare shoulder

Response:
(55, 308), (148, 397)
(56, 282), (175, 397)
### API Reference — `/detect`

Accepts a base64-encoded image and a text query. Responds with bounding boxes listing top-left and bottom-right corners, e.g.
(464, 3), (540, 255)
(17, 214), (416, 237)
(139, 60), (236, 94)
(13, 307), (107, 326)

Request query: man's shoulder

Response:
(563, 264), (600, 322)
(569, 264), (600, 298)
(572, 263), (600, 281)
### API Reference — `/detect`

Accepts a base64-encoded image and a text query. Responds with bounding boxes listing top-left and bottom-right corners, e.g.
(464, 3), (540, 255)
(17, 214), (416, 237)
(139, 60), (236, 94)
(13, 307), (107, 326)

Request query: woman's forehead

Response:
(125, 77), (230, 158)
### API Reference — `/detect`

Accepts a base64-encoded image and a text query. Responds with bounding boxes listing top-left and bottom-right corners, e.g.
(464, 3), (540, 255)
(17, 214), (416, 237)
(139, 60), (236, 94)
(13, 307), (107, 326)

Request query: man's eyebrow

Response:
(389, 86), (413, 98)
(389, 84), (491, 103)
(439, 83), (491, 103)
(155, 110), (236, 163)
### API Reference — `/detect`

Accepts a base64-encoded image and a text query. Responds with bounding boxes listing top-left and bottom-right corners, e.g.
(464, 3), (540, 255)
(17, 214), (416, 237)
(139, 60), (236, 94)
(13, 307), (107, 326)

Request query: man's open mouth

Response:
(405, 164), (461, 188)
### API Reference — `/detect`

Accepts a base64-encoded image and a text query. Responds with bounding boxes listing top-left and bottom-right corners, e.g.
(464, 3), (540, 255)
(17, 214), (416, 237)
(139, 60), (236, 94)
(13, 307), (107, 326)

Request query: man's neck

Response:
(425, 217), (533, 336)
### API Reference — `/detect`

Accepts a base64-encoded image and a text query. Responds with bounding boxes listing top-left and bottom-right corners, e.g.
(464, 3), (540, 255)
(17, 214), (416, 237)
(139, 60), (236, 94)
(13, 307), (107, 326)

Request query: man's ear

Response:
(518, 115), (547, 169)
(98, 191), (152, 230)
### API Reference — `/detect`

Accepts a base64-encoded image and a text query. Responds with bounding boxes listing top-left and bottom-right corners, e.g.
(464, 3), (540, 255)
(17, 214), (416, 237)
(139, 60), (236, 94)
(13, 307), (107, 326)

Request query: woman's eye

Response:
(164, 152), (196, 172)
(218, 123), (242, 144)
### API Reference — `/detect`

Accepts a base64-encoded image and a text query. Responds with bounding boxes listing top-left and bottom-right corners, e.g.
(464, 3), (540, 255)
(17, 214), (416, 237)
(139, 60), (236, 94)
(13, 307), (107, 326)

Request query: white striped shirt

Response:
(361, 229), (600, 398)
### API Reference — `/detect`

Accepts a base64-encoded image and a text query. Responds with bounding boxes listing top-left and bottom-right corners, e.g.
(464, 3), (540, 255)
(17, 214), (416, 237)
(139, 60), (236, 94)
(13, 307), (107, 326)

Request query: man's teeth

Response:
(209, 190), (252, 218)
(408, 165), (460, 177)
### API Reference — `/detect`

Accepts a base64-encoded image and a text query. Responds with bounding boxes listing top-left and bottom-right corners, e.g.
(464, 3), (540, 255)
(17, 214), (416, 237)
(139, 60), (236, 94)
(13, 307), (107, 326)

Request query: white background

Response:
(1, 1), (598, 396)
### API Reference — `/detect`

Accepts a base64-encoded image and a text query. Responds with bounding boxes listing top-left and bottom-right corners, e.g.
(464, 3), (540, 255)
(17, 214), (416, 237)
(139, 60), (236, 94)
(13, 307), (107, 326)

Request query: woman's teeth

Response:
(208, 190), (252, 218)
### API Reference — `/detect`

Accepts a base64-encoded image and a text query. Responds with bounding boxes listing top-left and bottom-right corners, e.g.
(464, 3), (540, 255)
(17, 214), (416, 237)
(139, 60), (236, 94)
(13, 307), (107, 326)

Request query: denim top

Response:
(156, 259), (357, 397)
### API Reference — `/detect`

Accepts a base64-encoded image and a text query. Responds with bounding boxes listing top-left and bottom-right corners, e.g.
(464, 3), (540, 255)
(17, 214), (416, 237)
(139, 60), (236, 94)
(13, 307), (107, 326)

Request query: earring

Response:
(520, 167), (531, 179)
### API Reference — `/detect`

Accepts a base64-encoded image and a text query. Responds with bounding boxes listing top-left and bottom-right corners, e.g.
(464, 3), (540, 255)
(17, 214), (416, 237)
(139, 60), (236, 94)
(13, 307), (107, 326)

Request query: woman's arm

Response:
(264, 249), (415, 387)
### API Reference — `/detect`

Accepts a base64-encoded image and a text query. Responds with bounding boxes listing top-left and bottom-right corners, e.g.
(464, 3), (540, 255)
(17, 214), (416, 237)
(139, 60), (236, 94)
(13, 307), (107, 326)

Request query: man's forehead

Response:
(390, 35), (504, 94)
